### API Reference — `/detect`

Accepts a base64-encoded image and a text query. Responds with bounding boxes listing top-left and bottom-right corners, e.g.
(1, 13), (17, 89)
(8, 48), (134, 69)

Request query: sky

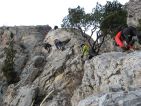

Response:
(0, 0), (129, 28)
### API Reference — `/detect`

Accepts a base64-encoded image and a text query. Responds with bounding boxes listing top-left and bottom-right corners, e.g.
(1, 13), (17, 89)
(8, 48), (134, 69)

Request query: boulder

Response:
(71, 51), (141, 105)
(78, 90), (141, 106)
(3, 85), (38, 106)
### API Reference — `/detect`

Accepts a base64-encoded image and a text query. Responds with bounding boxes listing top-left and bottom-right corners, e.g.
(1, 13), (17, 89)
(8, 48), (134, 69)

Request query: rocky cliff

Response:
(0, 25), (141, 106)
(0, 25), (53, 105)
(0, 27), (86, 106)
(1, 1), (141, 106)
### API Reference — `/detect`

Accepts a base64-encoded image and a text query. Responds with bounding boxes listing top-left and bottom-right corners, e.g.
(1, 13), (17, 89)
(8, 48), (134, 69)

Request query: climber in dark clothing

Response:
(43, 43), (52, 53)
(54, 26), (58, 30)
(89, 49), (97, 59)
(114, 26), (138, 50)
(54, 39), (64, 51)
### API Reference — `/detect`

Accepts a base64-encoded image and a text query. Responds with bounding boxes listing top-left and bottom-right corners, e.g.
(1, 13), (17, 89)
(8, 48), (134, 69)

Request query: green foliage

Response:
(61, 6), (85, 28)
(61, 0), (127, 36)
(61, 0), (127, 54)
(61, 6), (98, 32)
(2, 33), (19, 84)
(104, 0), (122, 15)
(92, 3), (104, 25)
(99, 0), (127, 36)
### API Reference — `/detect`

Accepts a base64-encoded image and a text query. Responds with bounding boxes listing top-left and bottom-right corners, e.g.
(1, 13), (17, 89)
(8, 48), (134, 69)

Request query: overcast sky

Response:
(0, 0), (129, 28)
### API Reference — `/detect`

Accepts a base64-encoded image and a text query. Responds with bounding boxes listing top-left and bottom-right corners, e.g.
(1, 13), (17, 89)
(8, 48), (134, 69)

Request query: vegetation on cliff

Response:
(2, 32), (19, 84)
(61, 0), (127, 54)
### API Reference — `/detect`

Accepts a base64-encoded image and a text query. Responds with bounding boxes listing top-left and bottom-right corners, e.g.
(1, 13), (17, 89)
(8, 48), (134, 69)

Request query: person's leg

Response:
(55, 43), (59, 49)
(58, 42), (64, 50)
(60, 43), (64, 51)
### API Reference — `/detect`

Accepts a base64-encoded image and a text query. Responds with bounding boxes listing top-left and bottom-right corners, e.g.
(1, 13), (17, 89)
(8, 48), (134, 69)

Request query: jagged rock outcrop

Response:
(3, 85), (38, 106)
(72, 51), (141, 106)
(1, 1), (141, 105)
(0, 28), (87, 106)
(32, 29), (85, 106)
(78, 90), (141, 106)
(127, 0), (141, 27)
(100, 35), (122, 53)
(1, 26), (141, 106)
(0, 25), (51, 105)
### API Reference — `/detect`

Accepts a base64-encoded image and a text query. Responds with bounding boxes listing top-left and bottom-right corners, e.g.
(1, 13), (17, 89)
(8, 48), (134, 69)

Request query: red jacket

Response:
(115, 31), (124, 47)
(114, 31), (132, 49)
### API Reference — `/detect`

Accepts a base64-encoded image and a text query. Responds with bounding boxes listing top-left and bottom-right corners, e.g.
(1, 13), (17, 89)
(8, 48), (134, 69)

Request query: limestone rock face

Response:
(72, 51), (141, 106)
(0, 25), (51, 105)
(33, 29), (85, 106)
(0, 28), (86, 106)
(1, 26), (141, 106)
(127, 0), (141, 27)
(78, 90), (141, 106)
(100, 35), (122, 53)
(3, 85), (38, 106)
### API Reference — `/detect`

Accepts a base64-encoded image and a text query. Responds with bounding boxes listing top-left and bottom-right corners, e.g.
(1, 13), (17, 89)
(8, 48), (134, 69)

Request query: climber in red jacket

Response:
(114, 26), (138, 50)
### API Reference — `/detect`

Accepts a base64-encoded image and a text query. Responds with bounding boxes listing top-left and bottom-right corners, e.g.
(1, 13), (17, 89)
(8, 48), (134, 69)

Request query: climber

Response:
(54, 26), (58, 30)
(114, 26), (138, 50)
(43, 43), (52, 53)
(89, 48), (97, 59)
(54, 39), (64, 51)
(81, 43), (90, 59)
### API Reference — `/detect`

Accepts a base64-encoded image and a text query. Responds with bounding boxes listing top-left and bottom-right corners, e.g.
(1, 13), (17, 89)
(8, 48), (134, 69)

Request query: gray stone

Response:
(127, 0), (141, 27)
(14, 54), (28, 74)
(100, 35), (123, 53)
(32, 29), (85, 106)
(2, 26), (141, 106)
(78, 90), (141, 106)
(3, 85), (38, 106)
(72, 51), (141, 105)
(32, 56), (46, 68)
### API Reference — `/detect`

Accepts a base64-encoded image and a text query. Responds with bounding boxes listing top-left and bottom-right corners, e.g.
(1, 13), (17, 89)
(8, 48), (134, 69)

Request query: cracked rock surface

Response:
(1, 27), (141, 106)
(72, 51), (141, 106)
